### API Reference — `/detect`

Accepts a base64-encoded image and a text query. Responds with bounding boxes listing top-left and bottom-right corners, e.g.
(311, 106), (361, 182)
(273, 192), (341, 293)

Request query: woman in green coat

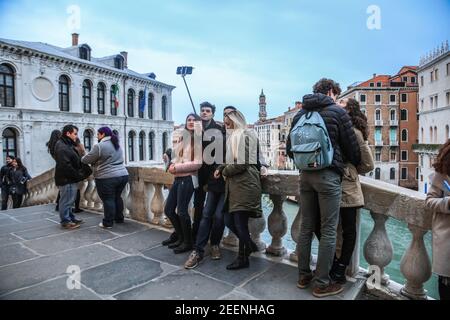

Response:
(215, 109), (262, 270)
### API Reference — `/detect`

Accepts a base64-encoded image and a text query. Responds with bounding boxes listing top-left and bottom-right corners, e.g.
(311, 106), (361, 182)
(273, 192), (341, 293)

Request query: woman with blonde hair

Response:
(215, 109), (261, 270)
(164, 113), (203, 254)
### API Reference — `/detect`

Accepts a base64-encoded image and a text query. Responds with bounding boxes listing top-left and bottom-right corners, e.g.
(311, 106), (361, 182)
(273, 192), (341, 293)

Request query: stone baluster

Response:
(266, 194), (288, 256)
(400, 224), (432, 300)
(78, 180), (88, 208)
(289, 198), (301, 262)
(222, 229), (239, 247)
(84, 177), (96, 209)
(121, 183), (130, 218)
(50, 183), (59, 203)
(363, 211), (393, 285)
(249, 214), (267, 252)
(150, 183), (164, 225)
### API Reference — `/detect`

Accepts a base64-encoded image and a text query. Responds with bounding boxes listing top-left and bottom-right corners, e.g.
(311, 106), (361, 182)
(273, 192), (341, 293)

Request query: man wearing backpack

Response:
(287, 78), (361, 298)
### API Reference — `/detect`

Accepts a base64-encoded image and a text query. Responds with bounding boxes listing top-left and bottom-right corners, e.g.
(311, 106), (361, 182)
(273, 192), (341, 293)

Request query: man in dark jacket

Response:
(54, 124), (85, 230)
(191, 102), (225, 243)
(287, 78), (361, 298)
(1, 155), (14, 210)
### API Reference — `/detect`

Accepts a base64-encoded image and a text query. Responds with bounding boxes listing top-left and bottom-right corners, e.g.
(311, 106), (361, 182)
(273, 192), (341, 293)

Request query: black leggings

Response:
(315, 207), (358, 266)
(224, 211), (251, 246)
(439, 276), (450, 300)
(12, 194), (23, 209)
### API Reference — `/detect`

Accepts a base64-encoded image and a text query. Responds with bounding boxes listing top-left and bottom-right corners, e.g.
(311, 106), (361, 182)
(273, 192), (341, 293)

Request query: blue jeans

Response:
(164, 176), (194, 226)
(194, 191), (225, 256)
(58, 183), (78, 223)
(95, 175), (129, 227)
(297, 169), (342, 288)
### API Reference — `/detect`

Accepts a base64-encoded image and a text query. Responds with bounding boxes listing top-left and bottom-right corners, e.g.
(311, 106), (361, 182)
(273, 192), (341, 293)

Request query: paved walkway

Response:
(0, 204), (365, 300)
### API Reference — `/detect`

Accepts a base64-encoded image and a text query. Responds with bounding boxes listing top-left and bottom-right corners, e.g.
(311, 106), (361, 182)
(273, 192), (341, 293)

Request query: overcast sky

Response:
(1, 0), (449, 124)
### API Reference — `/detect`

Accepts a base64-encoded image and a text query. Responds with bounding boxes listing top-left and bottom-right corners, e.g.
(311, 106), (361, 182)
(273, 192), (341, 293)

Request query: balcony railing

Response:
(375, 140), (383, 146)
(390, 140), (399, 146)
(22, 167), (433, 300)
(375, 120), (383, 126)
(389, 120), (398, 126)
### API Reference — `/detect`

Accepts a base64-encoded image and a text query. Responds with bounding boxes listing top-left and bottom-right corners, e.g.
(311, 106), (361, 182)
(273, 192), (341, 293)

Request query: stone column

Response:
(266, 194), (288, 256)
(363, 211), (393, 285)
(400, 224), (432, 300)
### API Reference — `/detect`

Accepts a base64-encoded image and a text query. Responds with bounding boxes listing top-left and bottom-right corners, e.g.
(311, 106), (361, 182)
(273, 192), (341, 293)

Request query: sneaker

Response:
(312, 283), (344, 298)
(184, 251), (203, 269)
(61, 222), (80, 230)
(210, 245), (221, 260)
(297, 273), (314, 289)
(71, 218), (84, 225)
(98, 222), (112, 229)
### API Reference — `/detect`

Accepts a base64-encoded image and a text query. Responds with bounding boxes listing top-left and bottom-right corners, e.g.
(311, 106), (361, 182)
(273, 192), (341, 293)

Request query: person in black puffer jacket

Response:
(6, 157), (31, 209)
(287, 78), (361, 298)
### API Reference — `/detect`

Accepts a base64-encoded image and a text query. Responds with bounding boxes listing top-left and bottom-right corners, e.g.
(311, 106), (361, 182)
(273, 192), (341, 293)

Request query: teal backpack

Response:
(289, 111), (334, 170)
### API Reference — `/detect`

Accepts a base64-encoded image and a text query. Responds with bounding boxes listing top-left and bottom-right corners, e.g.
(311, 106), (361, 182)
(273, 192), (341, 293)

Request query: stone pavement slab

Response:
(0, 243), (38, 267)
(104, 228), (168, 254)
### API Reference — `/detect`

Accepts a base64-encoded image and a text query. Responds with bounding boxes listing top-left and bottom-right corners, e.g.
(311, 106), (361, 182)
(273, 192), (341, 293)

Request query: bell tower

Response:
(259, 89), (267, 121)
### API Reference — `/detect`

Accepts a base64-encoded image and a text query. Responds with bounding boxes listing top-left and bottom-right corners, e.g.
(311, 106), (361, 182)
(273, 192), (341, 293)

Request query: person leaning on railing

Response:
(425, 139), (450, 301)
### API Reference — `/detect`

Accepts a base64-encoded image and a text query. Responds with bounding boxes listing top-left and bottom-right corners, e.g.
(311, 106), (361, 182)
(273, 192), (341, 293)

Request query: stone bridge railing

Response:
(22, 167), (433, 300)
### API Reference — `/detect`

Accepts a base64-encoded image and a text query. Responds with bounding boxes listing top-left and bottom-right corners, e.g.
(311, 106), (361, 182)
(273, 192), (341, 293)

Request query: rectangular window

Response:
(447, 63), (450, 76)
(411, 76), (416, 83)
(375, 128), (382, 142)
(401, 150), (408, 161)
(402, 76), (408, 82)
(435, 95), (438, 108)
(376, 82), (382, 87)
(390, 94), (396, 104)
(421, 99), (424, 110)
(420, 76), (424, 86)
(430, 97), (434, 108)
(360, 94), (366, 104)
(390, 128), (397, 141)
(435, 69), (439, 81)
(431, 71), (434, 82)
(390, 168), (396, 180)
(369, 82), (374, 87)
(390, 151), (397, 162)
(375, 94), (381, 104)
(401, 167), (408, 180)
(401, 93), (407, 103)
(415, 167), (419, 180)
(375, 151), (381, 162)
(446, 92), (450, 106)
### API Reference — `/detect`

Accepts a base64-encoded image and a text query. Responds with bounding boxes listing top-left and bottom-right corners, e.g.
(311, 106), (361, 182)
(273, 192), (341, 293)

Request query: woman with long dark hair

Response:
(163, 113), (203, 254)
(426, 139), (450, 300)
(216, 109), (261, 270)
(329, 98), (374, 283)
(81, 126), (129, 229)
(7, 157), (32, 209)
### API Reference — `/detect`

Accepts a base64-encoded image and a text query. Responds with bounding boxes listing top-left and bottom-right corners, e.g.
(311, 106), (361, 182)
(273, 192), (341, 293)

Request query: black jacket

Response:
(286, 93), (361, 176)
(54, 136), (85, 186)
(199, 119), (225, 193)
(0, 163), (12, 190)
(7, 167), (31, 195)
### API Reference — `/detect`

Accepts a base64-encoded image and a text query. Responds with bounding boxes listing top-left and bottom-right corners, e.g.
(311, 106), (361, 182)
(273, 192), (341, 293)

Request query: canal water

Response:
(260, 195), (439, 299)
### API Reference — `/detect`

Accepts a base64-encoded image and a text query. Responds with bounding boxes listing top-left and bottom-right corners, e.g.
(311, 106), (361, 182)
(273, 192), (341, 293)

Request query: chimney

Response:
(120, 51), (128, 68)
(373, 73), (376, 78)
(72, 33), (79, 46)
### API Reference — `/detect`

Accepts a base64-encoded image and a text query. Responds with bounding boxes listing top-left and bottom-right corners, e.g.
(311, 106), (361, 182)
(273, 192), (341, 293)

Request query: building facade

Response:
(340, 66), (419, 190)
(0, 34), (175, 176)
(414, 41), (450, 193)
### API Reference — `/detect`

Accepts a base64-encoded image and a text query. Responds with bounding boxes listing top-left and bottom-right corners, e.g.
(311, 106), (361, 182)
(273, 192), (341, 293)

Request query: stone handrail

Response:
(22, 167), (433, 300)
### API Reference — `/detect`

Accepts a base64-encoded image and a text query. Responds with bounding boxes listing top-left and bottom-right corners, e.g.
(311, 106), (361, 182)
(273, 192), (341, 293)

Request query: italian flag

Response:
(112, 84), (119, 108)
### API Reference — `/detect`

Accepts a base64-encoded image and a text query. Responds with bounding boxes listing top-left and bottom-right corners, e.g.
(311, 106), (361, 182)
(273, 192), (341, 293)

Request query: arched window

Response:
(139, 131), (145, 161)
(390, 109), (396, 121)
(401, 109), (408, 121)
(0, 64), (15, 108)
(97, 82), (105, 114)
(110, 85), (118, 116)
(162, 96), (167, 120)
(83, 130), (93, 152)
(434, 126), (438, 143)
(79, 45), (91, 61)
(390, 168), (396, 180)
(401, 129), (408, 142)
(446, 125), (449, 139)
(2, 128), (17, 162)
(421, 127), (424, 143)
(58, 75), (70, 111)
(138, 90), (145, 118)
(162, 132), (168, 154)
(430, 127), (433, 143)
(127, 89), (135, 117)
(375, 109), (381, 121)
(148, 93), (154, 119)
(149, 132), (155, 160)
(128, 131), (135, 162)
(82, 80), (92, 113)
(375, 168), (381, 180)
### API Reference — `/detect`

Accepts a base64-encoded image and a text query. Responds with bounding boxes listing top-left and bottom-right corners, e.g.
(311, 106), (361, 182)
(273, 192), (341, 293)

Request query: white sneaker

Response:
(98, 222), (112, 229)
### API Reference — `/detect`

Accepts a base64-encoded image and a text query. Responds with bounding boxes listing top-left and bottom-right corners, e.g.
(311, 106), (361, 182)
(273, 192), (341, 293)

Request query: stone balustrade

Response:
(22, 167), (433, 300)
